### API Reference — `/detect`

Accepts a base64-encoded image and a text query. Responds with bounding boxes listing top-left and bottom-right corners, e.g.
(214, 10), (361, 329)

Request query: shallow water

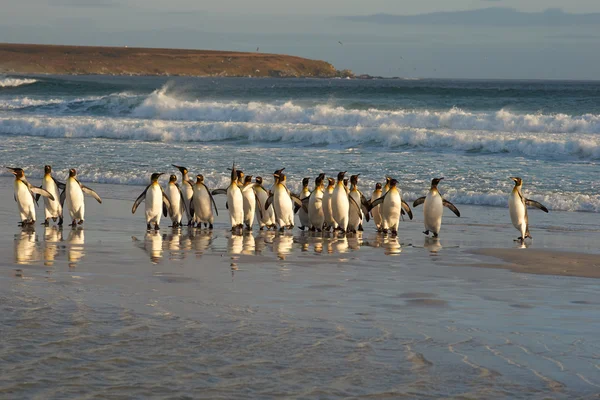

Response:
(1, 189), (599, 399)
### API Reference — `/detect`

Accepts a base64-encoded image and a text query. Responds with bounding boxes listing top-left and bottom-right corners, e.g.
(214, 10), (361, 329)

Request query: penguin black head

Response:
(169, 174), (177, 183)
(431, 177), (444, 187)
(196, 174), (204, 183)
(302, 177), (310, 187)
(510, 177), (522, 186)
(385, 176), (391, 184)
(244, 175), (253, 184)
(317, 172), (326, 181)
(44, 165), (52, 174)
(337, 171), (346, 182)
(327, 177), (335, 186)
(278, 173), (287, 183)
(172, 165), (188, 175)
(151, 172), (163, 182)
(343, 178), (348, 187)
(230, 163), (237, 181)
(69, 168), (77, 177)
(7, 167), (24, 179)
(389, 179), (398, 187)
(315, 174), (324, 186)
(350, 174), (360, 185)
(255, 176), (263, 185)
(274, 168), (285, 176)
(375, 182), (382, 190)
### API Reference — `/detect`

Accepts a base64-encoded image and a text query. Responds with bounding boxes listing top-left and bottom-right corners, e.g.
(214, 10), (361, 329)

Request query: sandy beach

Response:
(1, 177), (599, 398)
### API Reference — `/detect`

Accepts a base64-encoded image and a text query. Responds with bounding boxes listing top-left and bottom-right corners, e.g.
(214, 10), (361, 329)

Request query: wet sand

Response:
(1, 178), (600, 398)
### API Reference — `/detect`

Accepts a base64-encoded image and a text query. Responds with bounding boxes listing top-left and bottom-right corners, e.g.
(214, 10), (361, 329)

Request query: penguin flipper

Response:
(413, 197), (426, 208)
(29, 185), (55, 202)
(162, 190), (172, 217)
(265, 194), (274, 211)
(53, 177), (66, 190)
(189, 196), (195, 218)
(442, 199), (461, 217)
(35, 186), (42, 203)
(81, 185), (102, 203)
(206, 186), (219, 216)
(132, 187), (148, 214)
(290, 194), (303, 214)
(359, 194), (371, 222)
(401, 200), (413, 220)
(254, 190), (264, 220)
(60, 189), (66, 208)
(368, 194), (386, 211)
(301, 195), (310, 213)
(175, 183), (187, 214)
(348, 195), (362, 222)
(212, 189), (227, 196)
(525, 199), (549, 213)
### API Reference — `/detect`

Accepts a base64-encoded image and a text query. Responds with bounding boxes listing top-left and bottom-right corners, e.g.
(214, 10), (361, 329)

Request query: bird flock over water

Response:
(7, 164), (549, 242)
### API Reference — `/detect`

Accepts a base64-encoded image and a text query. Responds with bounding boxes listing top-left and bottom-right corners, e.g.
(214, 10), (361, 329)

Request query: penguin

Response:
(172, 165), (194, 226)
(348, 174), (370, 233)
(212, 163), (244, 232)
(298, 177), (311, 230)
(383, 176), (391, 194)
(39, 165), (65, 226)
(343, 178), (350, 194)
(370, 183), (383, 232)
(508, 177), (548, 242)
(332, 172), (350, 232)
(190, 174), (218, 229)
(412, 178), (461, 238)
(166, 174), (187, 227)
(132, 172), (172, 230)
(265, 170), (302, 232)
(369, 178), (413, 236)
(7, 167), (55, 226)
(322, 177), (337, 231)
(254, 176), (276, 230)
(62, 168), (102, 227)
(306, 173), (325, 231)
(241, 175), (262, 230)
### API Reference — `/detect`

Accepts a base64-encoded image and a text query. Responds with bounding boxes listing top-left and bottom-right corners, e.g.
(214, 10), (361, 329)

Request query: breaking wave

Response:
(0, 77), (38, 88)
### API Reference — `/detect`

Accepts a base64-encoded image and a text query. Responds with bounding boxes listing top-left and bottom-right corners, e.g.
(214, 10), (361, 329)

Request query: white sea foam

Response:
(0, 77), (38, 88)
(1, 114), (600, 159)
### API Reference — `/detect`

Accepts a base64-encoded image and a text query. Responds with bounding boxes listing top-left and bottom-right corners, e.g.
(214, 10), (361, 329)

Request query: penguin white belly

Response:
(348, 191), (362, 231)
(181, 181), (193, 222)
(66, 179), (85, 221)
(145, 185), (163, 225)
(323, 190), (336, 228)
(255, 189), (273, 228)
(15, 180), (35, 222)
(273, 186), (294, 227)
(424, 192), (443, 234)
(194, 187), (214, 224)
(371, 194), (382, 229)
(298, 190), (310, 228)
(382, 190), (401, 231)
(242, 186), (256, 228)
(42, 176), (61, 220)
(332, 185), (349, 230)
(308, 189), (324, 230)
(167, 185), (183, 224)
(227, 185), (244, 227)
(509, 191), (527, 237)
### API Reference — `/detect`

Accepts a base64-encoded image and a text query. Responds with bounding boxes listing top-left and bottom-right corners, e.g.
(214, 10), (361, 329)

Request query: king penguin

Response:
(191, 174), (218, 229)
(412, 178), (461, 237)
(331, 171), (350, 232)
(306, 173), (325, 231)
(508, 177), (548, 242)
(7, 167), (55, 226)
(322, 177), (337, 231)
(254, 176), (275, 230)
(62, 168), (102, 227)
(132, 172), (172, 230)
(40, 165), (65, 226)
(348, 174), (370, 233)
(212, 163), (244, 232)
(172, 165), (194, 226)
(369, 178), (413, 236)
(266, 170), (302, 232)
(298, 177), (311, 230)
(370, 183), (383, 232)
(241, 175), (262, 230)
(166, 174), (186, 227)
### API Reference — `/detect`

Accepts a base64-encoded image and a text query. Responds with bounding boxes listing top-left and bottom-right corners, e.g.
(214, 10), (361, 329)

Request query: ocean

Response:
(1, 74), (599, 212)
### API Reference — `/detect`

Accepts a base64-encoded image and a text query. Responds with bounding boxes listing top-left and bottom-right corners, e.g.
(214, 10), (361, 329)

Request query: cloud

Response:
(49, 0), (120, 7)
(340, 8), (600, 27)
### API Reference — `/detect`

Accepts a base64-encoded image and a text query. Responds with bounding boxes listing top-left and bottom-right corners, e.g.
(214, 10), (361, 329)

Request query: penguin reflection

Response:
(228, 233), (243, 255)
(273, 233), (294, 259)
(163, 228), (184, 261)
(242, 232), (255, 255)
(67, 227), (85, 267)
(191, 229), (213, 256)
(14, 225), (39, 265)
(424, 237), (442, 254)
(374, 233), (401, 255)
(43, 226), (63, 266)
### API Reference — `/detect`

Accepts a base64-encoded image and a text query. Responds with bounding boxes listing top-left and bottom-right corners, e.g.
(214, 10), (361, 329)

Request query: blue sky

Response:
(2, 0), (600, 79)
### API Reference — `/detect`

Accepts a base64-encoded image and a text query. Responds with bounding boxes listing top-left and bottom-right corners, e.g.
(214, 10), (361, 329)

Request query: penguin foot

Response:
(391, 230), (398, 236)
(187, 221), (193, 226)
(42, 219), (49, 226)
(78, 220), (84, 225)
(433, 232), (439, 238)
(58, 217), (63, 226)
(279, 227), (285, 233)
(209, 224), (213, 230)
(358, 224), (363, 232)
(299, 226), (305, 231)
(154, 224), (160, 230)
(288, 225), (294, 230)
(147, 223), (152, 230)
(70, 221), (77, 227)
(259, 226), (264, 231)
(423, 230), (430, 236)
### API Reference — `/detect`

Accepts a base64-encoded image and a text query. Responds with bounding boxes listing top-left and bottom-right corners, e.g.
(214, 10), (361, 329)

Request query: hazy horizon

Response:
(3, 1), (600, 80)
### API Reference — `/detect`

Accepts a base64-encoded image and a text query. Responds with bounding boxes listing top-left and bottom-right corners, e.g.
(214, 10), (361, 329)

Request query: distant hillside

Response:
(342, 8), (600, 26)
(0, 43), (351, 78)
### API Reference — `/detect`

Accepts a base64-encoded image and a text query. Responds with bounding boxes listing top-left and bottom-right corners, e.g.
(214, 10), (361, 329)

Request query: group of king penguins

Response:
(8, 163), (549, 243)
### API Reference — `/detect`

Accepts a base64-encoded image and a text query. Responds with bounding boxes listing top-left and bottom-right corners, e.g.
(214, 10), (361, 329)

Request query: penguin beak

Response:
(172, 165), (186, 173)
(6, 167), (17, 175)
